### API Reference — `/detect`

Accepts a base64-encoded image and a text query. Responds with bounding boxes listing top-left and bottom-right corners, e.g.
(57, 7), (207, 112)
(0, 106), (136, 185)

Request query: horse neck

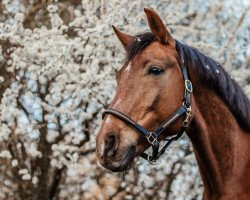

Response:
(186, 80), (250, 199)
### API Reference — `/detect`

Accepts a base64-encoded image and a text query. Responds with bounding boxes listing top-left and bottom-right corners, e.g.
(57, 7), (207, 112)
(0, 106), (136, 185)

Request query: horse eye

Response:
(148, 66), (164, 75)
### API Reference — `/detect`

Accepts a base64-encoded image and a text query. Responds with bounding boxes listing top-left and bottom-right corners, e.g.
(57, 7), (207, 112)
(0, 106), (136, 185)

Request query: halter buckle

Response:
(146, 132), (158, 145)
(185, 80), (193, 93)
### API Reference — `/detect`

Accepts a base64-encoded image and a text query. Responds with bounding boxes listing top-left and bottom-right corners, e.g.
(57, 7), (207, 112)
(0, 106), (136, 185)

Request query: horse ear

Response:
(112, 25), (134, 49)
(144, 8), (175, 46)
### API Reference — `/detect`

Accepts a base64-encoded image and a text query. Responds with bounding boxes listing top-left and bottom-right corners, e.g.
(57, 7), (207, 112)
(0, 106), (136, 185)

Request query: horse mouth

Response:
(101, 146), (136, 172)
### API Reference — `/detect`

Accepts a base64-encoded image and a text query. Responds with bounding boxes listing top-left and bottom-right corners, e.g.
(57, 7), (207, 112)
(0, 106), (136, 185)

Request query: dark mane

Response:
(126, 32), (250, 131)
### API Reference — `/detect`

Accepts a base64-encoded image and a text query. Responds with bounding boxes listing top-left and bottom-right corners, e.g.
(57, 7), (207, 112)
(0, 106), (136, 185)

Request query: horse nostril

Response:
(104, 134), (118, 157)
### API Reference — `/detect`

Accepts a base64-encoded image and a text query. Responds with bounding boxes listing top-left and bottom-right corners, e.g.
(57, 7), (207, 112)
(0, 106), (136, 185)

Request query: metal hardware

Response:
(182, 106), (192, 127)
(146, 132), (158, 145)
(148, 155), (157, 164)
(185, 80), (193, 93)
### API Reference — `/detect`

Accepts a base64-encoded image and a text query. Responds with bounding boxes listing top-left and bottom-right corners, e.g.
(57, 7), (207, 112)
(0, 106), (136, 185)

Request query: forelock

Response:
(126, 32), (157, 61)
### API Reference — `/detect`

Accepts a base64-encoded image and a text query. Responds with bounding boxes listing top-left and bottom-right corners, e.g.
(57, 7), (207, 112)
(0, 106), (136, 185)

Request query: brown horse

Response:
(96, 8), (250, 200)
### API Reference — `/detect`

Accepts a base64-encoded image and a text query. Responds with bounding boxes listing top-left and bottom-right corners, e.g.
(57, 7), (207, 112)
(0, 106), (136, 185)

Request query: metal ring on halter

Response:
(146, 132), (158, 145)
(185, 80), (193, 93)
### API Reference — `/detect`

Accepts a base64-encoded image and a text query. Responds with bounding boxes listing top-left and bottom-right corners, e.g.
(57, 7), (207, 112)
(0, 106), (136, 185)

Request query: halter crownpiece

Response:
(102, 50), (193, 163)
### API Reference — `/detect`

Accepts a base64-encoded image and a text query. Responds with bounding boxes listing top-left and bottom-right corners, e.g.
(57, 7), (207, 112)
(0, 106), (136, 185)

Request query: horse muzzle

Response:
(99, 145), (136, 172)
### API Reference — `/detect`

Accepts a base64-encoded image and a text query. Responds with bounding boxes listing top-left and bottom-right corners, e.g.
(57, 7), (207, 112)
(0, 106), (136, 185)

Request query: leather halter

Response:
(102, 59), (193, 163)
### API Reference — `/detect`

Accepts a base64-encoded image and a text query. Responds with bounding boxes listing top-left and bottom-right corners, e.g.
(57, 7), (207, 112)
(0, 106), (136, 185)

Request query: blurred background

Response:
(0, 0), (249, 199)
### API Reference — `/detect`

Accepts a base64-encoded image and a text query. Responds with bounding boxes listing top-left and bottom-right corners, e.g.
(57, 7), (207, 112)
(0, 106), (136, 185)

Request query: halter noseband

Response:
(102, 60), (193, 163)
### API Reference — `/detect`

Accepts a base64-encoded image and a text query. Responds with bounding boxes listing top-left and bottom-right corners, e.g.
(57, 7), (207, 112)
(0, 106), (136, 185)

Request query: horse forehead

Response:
(151, 41), (171, 51)
(138, 43), (175, 61)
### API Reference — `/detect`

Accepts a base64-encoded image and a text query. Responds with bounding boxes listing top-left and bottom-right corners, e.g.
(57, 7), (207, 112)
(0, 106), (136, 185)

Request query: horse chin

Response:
(101, 146), (136, 172)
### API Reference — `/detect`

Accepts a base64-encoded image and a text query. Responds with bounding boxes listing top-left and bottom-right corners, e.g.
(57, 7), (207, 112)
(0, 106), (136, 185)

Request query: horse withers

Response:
(96, 8), (250, 200)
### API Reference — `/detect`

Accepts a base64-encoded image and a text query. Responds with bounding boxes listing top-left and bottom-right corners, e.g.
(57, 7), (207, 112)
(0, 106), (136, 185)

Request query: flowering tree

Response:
(0, 0), (249, 199)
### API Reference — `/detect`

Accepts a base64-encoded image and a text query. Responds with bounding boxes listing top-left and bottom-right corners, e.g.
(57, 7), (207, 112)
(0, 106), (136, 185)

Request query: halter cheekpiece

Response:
(102, 56), (193, 163)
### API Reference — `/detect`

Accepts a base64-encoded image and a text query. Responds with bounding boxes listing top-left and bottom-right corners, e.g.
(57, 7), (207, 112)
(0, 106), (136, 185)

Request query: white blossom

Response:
(14, 13), (25, 23)
(19, 169), (28, 175)
(0, 150), (12, 159)
(11, 159), (18, 167)
(22, 173), (31, 180)
(47, 5), (58, 13)
(32, 176), (38, 185)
